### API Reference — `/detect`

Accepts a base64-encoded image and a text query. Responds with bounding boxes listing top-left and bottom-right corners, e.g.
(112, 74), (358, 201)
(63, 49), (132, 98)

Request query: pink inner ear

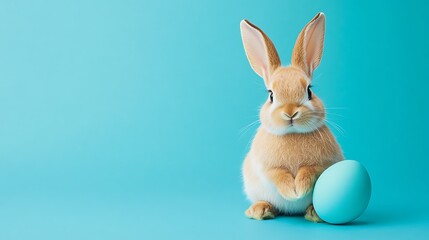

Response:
(304, 20), (324, 74)
(242, 23), (269, 78)
(241, 20), (281, 86)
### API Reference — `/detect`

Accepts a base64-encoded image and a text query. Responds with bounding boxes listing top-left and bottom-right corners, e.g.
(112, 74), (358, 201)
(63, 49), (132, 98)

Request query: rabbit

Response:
(240, 12), (344, 222)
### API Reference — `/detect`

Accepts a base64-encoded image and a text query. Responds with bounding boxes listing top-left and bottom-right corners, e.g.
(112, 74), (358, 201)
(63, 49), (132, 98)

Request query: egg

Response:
(313, 160), (371, 224)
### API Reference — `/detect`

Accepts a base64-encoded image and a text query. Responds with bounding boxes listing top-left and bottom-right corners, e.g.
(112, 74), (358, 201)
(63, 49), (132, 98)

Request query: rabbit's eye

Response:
(307, 85), (313, 100)
(268, 90), (273, 103)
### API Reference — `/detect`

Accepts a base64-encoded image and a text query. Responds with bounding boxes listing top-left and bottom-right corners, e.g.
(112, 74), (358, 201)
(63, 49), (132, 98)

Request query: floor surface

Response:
(2, 192), (428, 240)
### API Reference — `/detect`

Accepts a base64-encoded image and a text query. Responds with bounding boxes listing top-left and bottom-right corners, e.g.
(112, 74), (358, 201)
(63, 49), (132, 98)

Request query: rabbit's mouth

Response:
(267, 124), (302, 135)
(280, 111), (300, 128)
(265, 118), (325, 135)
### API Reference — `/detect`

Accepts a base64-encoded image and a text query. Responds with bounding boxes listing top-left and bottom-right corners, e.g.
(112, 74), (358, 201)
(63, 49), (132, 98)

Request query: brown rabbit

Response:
(240, 13), (343, 222)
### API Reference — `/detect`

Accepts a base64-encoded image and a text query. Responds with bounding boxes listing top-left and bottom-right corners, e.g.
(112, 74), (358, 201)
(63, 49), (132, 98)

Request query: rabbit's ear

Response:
(240, 20), (281, 86)
(291, 13), (326, 78)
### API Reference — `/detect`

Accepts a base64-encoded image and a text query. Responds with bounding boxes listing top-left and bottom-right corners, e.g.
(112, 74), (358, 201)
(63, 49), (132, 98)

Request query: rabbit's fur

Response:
(240, 13), (343, 222)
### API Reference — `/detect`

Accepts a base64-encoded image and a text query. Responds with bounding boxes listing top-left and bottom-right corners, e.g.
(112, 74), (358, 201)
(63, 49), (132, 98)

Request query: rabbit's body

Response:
(243, 125), (343, 215)
(240, 13), (344, 221)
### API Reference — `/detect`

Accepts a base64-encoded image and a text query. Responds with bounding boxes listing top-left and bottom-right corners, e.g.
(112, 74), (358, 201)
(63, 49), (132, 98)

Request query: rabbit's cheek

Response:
(260, 104), (281, 129)
(303, 100), (316, 111)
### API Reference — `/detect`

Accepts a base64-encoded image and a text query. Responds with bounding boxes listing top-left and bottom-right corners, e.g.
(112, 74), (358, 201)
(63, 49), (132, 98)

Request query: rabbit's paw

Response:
(278, 183), (299, 201)
(245, 201), (278, 220)
(295, 167), (316, 198)
(304, 204), (324, 223)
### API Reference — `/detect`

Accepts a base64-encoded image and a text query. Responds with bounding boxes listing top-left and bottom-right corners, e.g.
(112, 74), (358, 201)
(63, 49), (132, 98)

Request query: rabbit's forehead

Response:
(270, 68), (309, 101)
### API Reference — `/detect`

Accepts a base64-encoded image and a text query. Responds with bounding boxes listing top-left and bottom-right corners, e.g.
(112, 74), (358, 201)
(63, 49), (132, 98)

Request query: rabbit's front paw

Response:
(278, 182), (298, 200)
(295, 169), (316, 198)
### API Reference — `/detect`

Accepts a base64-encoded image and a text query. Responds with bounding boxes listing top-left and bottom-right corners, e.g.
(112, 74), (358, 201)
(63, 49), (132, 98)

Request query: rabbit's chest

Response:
(252, 133), (331, 175)
(256, 140), (319, 174)
(251, 126), (341, 175)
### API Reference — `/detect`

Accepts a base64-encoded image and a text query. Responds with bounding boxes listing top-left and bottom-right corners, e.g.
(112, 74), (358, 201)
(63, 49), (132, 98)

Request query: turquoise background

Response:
(0, 0), (428, 239)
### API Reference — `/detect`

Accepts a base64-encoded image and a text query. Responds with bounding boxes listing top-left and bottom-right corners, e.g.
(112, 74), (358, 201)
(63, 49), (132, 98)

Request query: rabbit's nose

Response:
(282, 111), (300, 120)
(290, 111), (299, 119)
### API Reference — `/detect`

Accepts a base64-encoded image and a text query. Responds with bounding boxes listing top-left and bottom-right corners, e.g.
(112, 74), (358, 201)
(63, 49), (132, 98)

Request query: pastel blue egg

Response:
(313, 160), (371, 224)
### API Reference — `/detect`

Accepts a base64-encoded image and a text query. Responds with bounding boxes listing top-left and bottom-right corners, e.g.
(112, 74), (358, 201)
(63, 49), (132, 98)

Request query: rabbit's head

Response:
(241, 13), (327, 135)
